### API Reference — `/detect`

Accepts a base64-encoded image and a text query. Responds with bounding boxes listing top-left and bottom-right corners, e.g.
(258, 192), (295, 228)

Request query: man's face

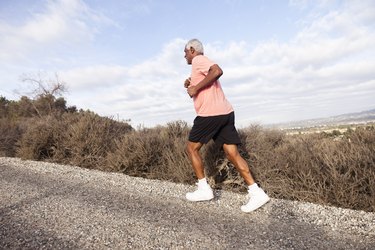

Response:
(184, 47), (194, 65)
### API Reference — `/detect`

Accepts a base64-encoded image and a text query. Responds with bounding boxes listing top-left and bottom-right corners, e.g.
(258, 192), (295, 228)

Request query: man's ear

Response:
(190, 47), (195, 54)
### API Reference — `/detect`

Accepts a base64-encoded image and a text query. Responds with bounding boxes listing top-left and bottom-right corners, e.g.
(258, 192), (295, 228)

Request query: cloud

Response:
(63, 38), (187, 89)
(62, 38), (192, 126)
(6, 1), (372, 127)
(0, 0), (114, 62)
(64, 0), (375, 127)
(215, 1), (375, 125)
(63, 65), (128, 90)
(289, 0), (338, 10)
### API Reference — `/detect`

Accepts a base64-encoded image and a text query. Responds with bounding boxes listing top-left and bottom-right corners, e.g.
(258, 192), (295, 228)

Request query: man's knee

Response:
(223, 144), (239, 157)
(186, 143), (193, 155)
(187, 141), (201, 156)
(225, 146), (247, 168)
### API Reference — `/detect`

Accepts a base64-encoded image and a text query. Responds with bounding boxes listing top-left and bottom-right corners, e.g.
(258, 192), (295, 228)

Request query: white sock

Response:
(198, 178), (208, 187)
(248, 183), (259, 192)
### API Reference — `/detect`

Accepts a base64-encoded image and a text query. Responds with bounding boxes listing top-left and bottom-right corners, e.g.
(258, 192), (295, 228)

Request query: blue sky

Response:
(1, 0), (374, 128)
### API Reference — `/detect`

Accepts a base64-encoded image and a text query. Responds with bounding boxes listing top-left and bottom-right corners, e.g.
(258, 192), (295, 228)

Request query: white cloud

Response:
(62, 38), (193, 126)
(2, 1), (374, 128)
(63, 38), (187, 89)
(216, 1), (375, 125)
(0, 0), (113, 62)
(289, 0), (338, 10)
(64, 0), (375, 127)
(63, 65), (128, 90)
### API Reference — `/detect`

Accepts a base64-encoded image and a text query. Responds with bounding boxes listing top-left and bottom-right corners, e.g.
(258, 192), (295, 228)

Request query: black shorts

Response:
(188, 112), (241, 146)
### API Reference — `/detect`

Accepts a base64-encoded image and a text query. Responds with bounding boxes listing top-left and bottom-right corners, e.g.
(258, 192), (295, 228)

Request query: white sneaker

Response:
(241, 187), (270, 213)
(186, 183), (214, 202)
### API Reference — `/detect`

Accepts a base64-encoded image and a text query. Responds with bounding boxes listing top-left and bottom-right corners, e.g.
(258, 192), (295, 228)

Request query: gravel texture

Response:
(0, 157), (374, 249)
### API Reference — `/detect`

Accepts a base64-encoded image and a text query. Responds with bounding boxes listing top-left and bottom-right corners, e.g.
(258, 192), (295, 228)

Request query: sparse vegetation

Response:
(0, 93), (374, 212)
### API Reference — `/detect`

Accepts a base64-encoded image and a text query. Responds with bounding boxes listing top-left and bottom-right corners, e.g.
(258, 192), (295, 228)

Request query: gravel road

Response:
(1, 157), (374, 249)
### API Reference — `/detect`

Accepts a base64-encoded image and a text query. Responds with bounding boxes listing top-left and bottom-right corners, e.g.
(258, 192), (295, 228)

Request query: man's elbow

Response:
(212, 64), (223, 78)
(217, 67), (223, 77)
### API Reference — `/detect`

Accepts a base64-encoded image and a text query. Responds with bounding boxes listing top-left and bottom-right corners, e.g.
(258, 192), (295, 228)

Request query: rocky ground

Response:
(1, 157), (374, 249)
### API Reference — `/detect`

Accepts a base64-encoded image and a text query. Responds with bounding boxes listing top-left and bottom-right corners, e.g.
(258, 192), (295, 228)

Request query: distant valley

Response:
(268, 109), (375, 130)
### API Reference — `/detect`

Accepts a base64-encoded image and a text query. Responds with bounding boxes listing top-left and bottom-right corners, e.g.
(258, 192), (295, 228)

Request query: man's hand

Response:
(187, 85), (198, 98)
(184, 77), (191, 88)
(185, 64), (223, 98)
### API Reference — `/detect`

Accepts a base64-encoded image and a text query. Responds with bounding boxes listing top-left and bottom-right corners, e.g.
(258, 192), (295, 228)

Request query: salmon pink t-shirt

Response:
(190, 55), (233, 116)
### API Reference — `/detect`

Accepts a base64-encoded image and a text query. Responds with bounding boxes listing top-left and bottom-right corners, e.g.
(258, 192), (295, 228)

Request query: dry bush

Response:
(16, 116), (64, 160)
(239, 125), (286, 191)
(6, 109), (375, 211)
(153, 121), (194, 183)
(187, 124), (285, 192)
(0, 118), (24, 157)
(312, 135), (375, 211)
(106, 121), (193, 183)
(58, 112), (132, 169)
(15, 112), (132, 169)
(202, 142), (245, 191)
(248, 128), (375, 212)
(200, 124), (374, 212)
(106, 127), (166, 176)
(268, 134), (330, 202)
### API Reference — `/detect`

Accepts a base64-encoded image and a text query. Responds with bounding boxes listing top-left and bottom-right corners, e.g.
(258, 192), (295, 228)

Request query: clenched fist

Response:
(184, 77), (191, 88)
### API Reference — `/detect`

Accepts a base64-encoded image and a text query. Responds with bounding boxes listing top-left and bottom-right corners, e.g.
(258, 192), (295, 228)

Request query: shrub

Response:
(249, 131), (375, 212)
(154, 121), (193, 183)
(106, 128), (166, 176)
(15, 111), (133, 168)
(0, 118), (23, 157)
(58, 112), (133, 169)
(5, 106), (375, 212)
(16, 115), (64, 160)
(106, 121), (193, 183)
(239, 125), (286, 192)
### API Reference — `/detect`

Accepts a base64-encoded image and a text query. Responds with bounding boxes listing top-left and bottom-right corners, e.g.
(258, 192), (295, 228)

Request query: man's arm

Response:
(187, 64), (223, 97)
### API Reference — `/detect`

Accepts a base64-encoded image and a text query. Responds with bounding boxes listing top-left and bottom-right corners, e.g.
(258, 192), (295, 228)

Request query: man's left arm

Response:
(187, 64), (223, 97)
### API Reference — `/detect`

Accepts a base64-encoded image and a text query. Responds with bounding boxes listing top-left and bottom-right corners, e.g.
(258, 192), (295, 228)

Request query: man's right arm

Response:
(187, 64), (223, 97)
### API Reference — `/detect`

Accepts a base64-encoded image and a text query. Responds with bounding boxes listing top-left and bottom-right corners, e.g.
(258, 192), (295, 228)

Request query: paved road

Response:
(1, 158), (374, 249)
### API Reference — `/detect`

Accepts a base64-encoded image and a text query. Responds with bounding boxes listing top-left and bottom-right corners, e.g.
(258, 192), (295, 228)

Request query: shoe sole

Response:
(186, 194), (214, 202)
(241, 197), (270, 213)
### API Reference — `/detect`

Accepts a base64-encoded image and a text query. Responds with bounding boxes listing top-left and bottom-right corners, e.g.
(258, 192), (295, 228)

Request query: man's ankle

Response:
(197, 178), (210, 188)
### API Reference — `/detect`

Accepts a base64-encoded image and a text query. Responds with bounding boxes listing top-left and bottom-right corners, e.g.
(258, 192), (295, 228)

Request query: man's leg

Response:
(186, 141), (214, 201)
(186, 141), (205, 179)
(222, 143), (255, 185)
(223, 143), (270, 212)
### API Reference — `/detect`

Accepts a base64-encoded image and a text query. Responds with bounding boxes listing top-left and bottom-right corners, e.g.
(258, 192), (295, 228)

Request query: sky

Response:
(1, 0), (374, 128)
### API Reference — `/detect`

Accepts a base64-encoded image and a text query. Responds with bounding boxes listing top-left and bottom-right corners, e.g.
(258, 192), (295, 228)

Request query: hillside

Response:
(269, 109), (375, 130)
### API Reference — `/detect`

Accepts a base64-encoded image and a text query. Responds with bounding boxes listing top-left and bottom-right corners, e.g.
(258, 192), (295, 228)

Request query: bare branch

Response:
(19, 72), (67, 99)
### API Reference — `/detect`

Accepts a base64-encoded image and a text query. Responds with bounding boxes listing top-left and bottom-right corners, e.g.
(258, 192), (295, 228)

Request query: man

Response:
(183, 39), (270, 213)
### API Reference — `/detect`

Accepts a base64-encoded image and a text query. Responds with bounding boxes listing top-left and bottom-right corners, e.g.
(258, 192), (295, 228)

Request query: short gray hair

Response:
(185, 39), (204, 54)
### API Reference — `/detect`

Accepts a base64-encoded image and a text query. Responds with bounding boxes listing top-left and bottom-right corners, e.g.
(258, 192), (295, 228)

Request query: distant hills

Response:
(269, 109), (375, 129)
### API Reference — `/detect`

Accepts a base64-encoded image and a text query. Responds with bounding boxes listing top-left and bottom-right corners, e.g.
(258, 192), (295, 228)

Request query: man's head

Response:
(184, 39), (204, 65)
